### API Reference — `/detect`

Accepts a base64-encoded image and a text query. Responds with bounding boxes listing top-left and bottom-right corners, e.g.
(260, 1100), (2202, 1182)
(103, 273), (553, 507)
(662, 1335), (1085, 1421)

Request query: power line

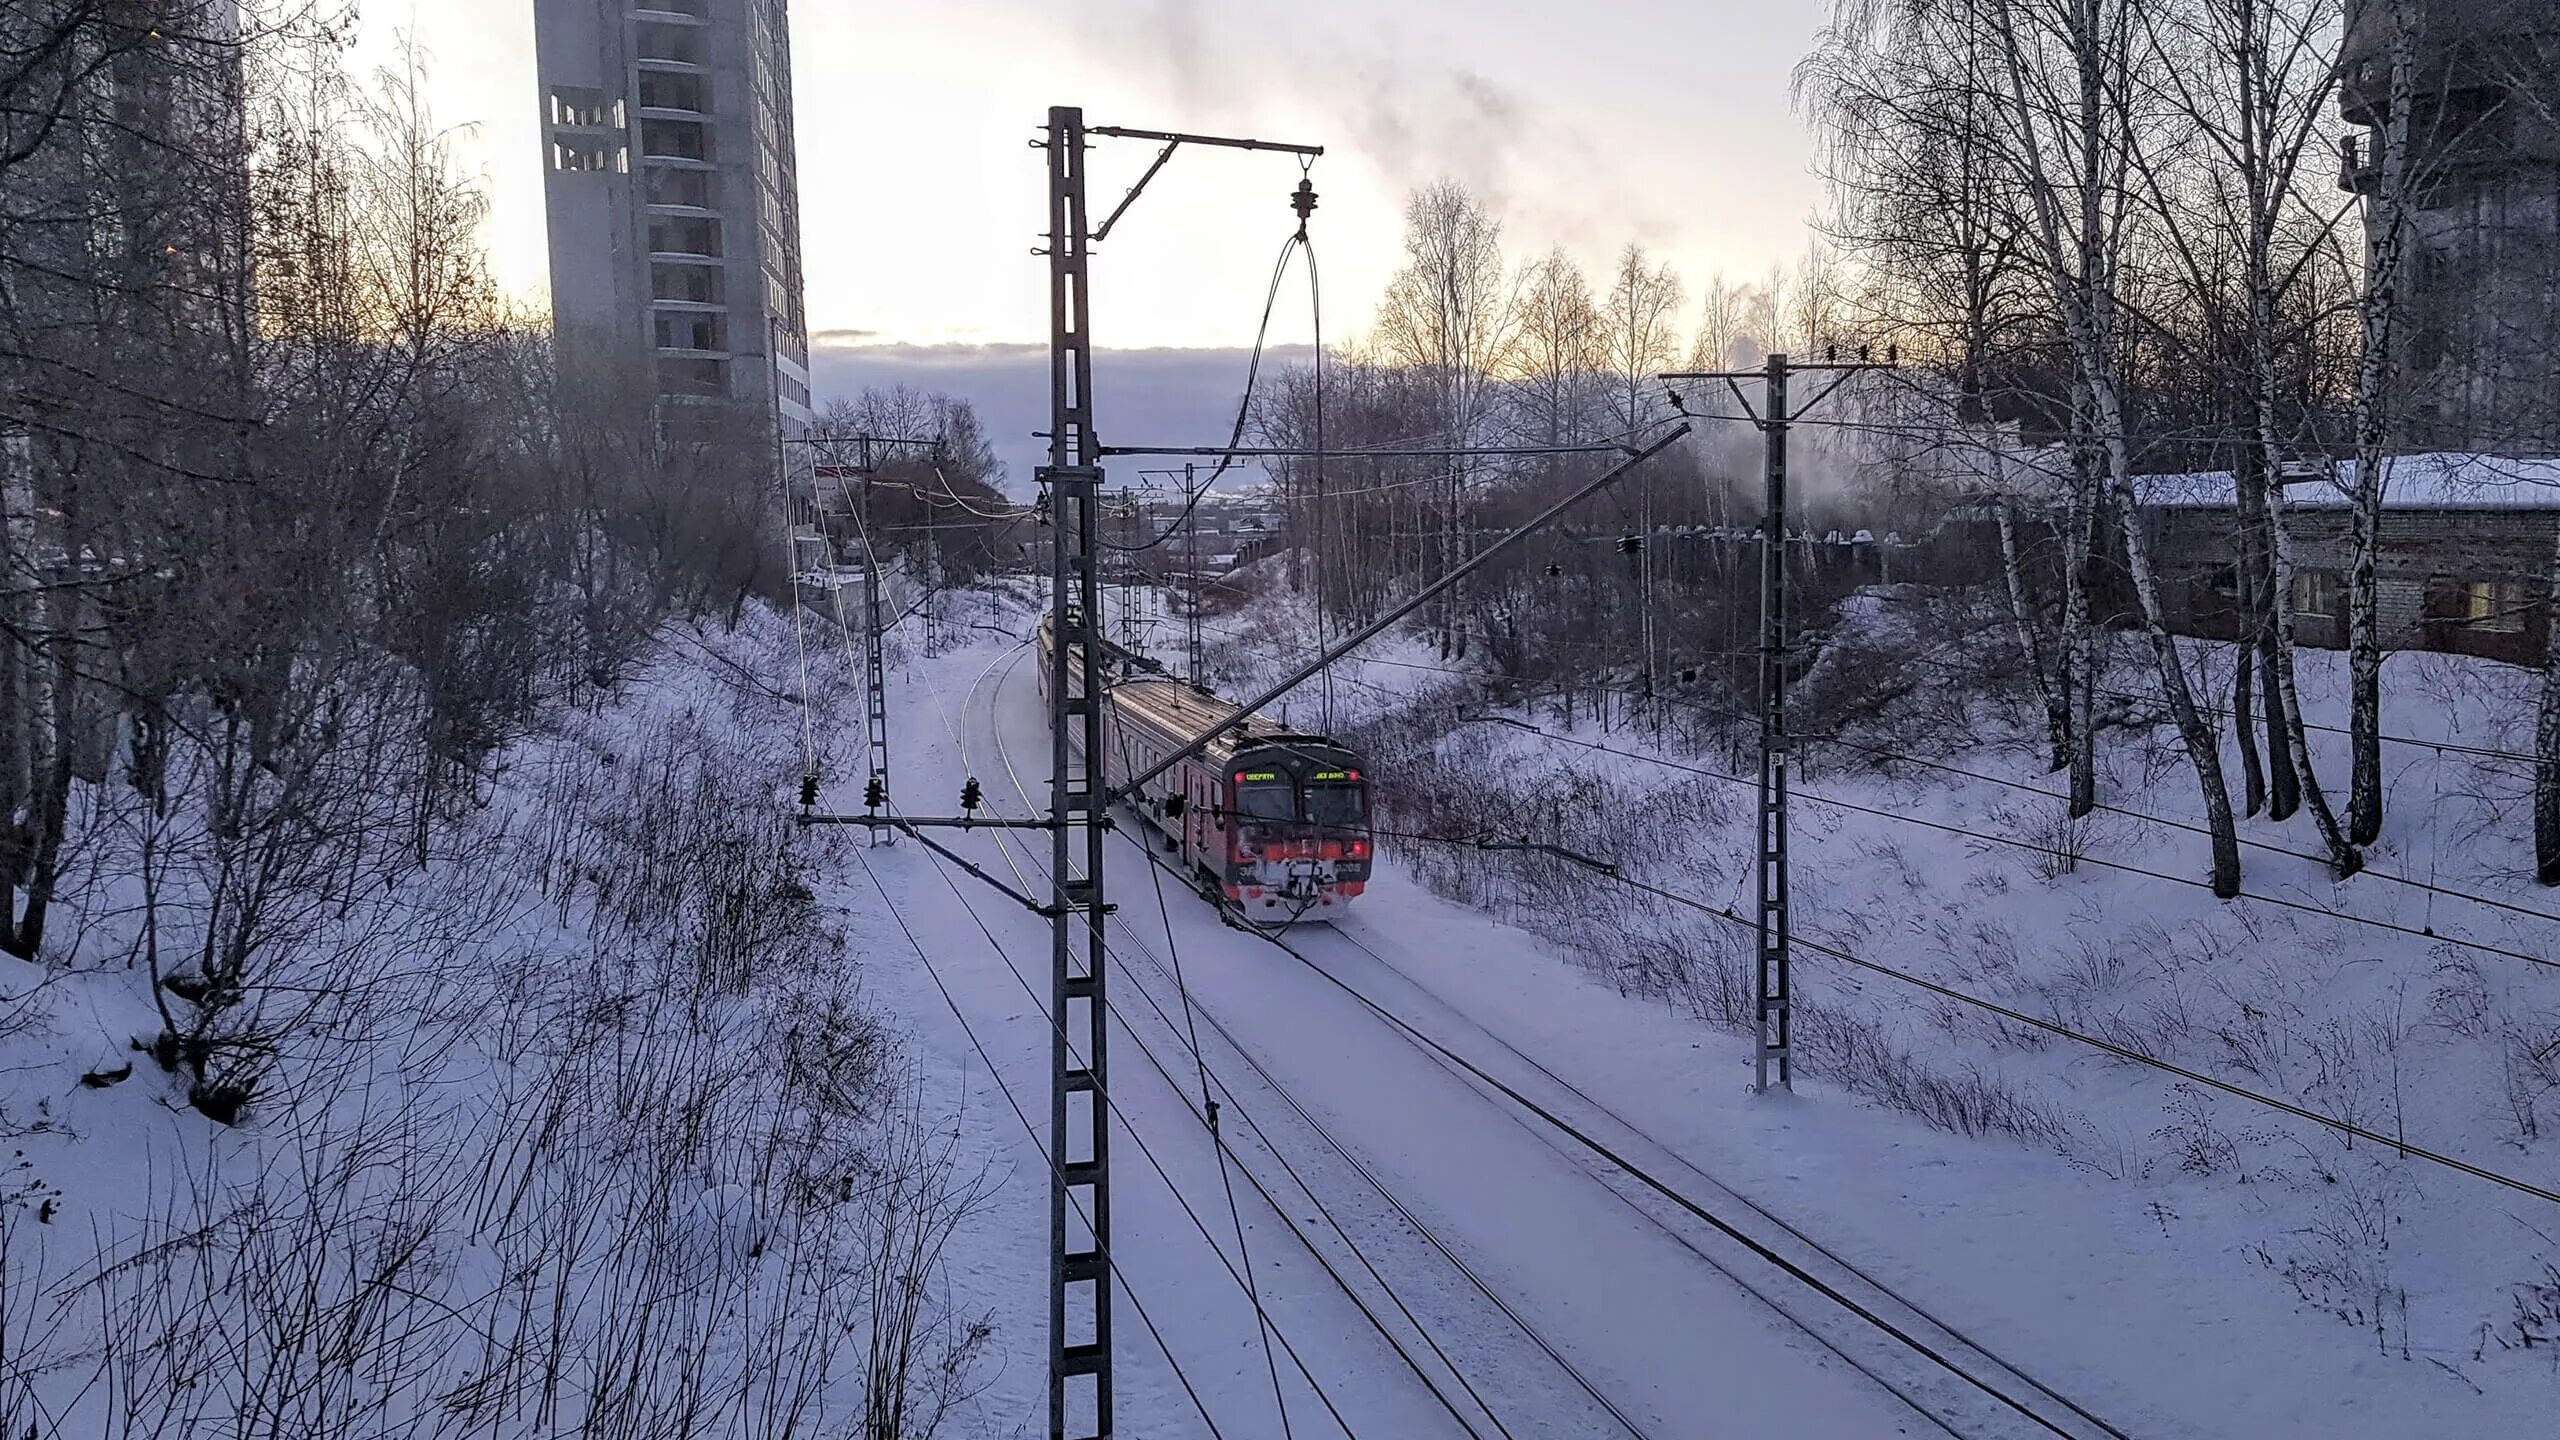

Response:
(1096, 231), (1309, 555)
(972, 649), (1606, 1439)
(947, 648), (1512, 1438)
(1865, 646), (2545, 770)
(844, 844), (1233, 1439)
(1324, 808), (2560, 1211)
(1340, 649), (2560, 932)
(1607, 866), (2560, 1211)
(1192, 887), (2123, 1439)
(893, 825), (1372, 1439)
(1451, 711), (2559, 973)
(1122, 731), (1295, 1440)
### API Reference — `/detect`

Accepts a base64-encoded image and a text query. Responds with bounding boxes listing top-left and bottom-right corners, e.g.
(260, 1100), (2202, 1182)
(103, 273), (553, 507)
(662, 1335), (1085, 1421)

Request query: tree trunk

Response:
(2262, 463), (2360, 875)
(2234, 635), (2266, 817)
(4, 541), (72, 961)
(2063, 442), (2099, 817)
(1996, 503), (2073, 771)
(2101, 411), (2242, 898)
(2537, 524), (2560, 884)
(2348, 455), (2386, 844)
(2349, 0), (2417, 849)
(2234, 448), (2294, 819)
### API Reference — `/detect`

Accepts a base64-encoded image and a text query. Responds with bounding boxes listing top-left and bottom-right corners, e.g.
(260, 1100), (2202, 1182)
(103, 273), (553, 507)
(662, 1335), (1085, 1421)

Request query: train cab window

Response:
(1234, 779), (1296, 823)
(1307, 782), (1367, 830)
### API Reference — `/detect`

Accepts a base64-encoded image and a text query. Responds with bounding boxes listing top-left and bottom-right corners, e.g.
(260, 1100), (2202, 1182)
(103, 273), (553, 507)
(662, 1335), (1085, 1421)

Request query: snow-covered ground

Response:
(14, 575), (2552, 1436)
(841, 578), (2560, 1437)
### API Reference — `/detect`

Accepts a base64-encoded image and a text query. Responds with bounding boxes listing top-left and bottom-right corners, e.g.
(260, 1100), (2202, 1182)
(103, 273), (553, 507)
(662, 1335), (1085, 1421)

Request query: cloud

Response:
(810, 341), (1315, 497)
(1069, 2), (1675, 274)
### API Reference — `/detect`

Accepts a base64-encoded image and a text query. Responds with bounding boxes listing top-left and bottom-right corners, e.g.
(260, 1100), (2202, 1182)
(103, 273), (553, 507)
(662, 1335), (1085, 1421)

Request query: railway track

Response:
(954, 637), (2138, 1440)
(1277, 922), (2137, 1440)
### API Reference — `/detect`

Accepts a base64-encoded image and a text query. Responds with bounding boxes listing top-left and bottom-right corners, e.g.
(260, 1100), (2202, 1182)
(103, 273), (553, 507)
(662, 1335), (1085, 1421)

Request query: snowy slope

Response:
(0, 610), (1005, 1437)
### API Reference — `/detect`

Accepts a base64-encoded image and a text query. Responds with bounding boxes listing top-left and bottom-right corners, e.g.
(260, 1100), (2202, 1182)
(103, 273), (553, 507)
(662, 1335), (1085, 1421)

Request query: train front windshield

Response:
(1234, 780), (1297, 824)
(1307, 783), (1366, 831)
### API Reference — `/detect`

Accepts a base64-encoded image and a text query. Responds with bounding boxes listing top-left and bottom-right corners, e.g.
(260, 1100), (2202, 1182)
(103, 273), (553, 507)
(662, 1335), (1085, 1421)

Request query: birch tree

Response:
(2483, 15), (2560, 880)
(1974, 0), (2247, 895)
(2132, 0), (2361, 874)
(2339, 0), (2427, 846)
(1603, 243), (1684, 697)
(1373, 181), (1517, 658)
(1804, 0), (2090, 797)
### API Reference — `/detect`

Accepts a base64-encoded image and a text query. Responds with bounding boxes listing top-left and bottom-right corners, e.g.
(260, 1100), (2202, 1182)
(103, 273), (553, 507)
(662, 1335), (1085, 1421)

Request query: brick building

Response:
(2140, 455), (2559, 667)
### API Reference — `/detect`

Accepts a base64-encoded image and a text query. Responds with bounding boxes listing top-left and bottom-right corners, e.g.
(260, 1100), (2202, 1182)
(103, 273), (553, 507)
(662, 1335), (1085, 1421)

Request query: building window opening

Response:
(634, 23), (705, 64)
(549, 87), (619, 128)
(657, 356), (727, 398)
(647, 216), (720, 256)
(654, 311), (726, 352)
(551, 137), (624, 172)
(2290, 568), (2344, 617)
(651, 262), (724, 303)
(639, 119), (709, 161)
(645, 166), (716, 208)
(2467, 579), (2525, 632)
(638, 71), (706, 112)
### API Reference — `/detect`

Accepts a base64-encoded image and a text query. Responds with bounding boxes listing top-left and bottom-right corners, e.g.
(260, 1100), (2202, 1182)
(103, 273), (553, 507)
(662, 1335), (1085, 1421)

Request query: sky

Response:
(362, 0), (1831, 478)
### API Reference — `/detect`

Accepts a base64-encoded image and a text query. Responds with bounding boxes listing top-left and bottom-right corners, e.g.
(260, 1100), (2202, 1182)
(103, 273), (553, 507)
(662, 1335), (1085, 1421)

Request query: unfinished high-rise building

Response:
(2341, 0), (2560, 454)
(534, 0), (812, 436)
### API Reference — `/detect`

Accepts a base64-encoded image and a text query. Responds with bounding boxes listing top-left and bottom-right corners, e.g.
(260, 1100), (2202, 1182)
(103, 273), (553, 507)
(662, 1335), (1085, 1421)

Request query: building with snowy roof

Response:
(2139, 454), (2559, 666)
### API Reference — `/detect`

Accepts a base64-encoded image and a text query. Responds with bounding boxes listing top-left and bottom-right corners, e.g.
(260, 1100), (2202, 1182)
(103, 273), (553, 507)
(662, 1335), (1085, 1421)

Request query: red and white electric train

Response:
(1039, 614), (1373, 919)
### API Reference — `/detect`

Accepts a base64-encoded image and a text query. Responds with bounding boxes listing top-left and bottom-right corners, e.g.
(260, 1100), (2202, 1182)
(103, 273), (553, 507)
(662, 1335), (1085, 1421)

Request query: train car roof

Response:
(1110, 676), (1344, 765)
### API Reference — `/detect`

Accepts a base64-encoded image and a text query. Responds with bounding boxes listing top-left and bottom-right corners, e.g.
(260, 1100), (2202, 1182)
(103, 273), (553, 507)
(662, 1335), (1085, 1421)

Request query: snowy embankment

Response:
(1162, 571), (2560, 1419)
(0, 609), (994, 1437)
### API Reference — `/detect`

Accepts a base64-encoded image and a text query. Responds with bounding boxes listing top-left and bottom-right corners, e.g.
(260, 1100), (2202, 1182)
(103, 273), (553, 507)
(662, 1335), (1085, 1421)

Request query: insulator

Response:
(1290, 177), (1318, 223)
(798, 774), (819, 808)
(864, 775), (887, 810)
(960, 777), (983, 812)
(1545, 562), (1563, 578)
(1618, 535), (1644, 554)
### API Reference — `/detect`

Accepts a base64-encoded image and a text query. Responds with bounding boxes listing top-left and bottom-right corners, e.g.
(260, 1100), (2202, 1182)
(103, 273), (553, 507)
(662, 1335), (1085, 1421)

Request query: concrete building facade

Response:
(2341, 0), (2560, 454)
(535, 0), (811, 434)
(2142, 459), (2560, 668)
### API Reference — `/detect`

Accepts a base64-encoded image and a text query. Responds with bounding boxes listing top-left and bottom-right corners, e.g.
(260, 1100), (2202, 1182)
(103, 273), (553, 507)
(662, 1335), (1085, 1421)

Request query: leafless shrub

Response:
(2251, 1151), (2410, 1354)
(2063, 1119), (2158, 1183)
(2153, 1084), (2248, 1178)
(1977, 796), (2120, 880)
(2499, 1022), (2560, 1146)
(2427, 957), (2497, 1040)
(2496, 1261), (2560, 1355)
